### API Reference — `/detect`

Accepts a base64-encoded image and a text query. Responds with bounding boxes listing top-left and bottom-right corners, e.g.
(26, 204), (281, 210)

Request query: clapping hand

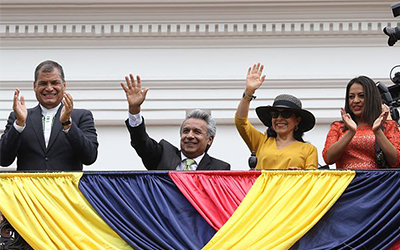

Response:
(120, 74), (149, 114)
(382, 104), (392, 120)
(341, 108), (357, 132)
(372, 109), (389, 133)
(60, 92), (73, 125)
(13, 89), (27, 126)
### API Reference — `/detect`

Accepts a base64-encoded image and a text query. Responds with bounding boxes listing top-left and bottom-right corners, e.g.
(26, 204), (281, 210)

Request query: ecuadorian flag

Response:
(0, 170), (399, 249)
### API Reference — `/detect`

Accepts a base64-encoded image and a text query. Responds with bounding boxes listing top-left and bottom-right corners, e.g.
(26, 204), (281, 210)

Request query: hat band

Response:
(273, 100), (301, 110)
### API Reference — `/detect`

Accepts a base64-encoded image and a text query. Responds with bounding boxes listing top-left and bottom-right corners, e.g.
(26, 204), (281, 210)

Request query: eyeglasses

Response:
(270, 110), (295, 119)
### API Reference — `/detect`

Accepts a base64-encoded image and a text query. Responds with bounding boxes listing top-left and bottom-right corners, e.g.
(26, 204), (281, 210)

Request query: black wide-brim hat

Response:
(255, 94), (316, 132)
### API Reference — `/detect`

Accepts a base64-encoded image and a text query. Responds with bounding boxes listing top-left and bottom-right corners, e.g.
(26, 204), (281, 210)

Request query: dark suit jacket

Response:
(125, 119), (230, 170)
(0, 104), (98, 171)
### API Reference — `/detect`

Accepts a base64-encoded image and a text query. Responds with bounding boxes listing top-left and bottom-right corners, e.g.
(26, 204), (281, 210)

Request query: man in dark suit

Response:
(121, 74), (230, 170)
(0, 60), (98, 171)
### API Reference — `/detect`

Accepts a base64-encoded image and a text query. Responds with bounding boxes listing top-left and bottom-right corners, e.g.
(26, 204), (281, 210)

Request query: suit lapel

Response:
(47, 105), (63, 151)
(30, 105), (46, 152)
(197, 153), (211, 170)
(167, 150), (182, 170)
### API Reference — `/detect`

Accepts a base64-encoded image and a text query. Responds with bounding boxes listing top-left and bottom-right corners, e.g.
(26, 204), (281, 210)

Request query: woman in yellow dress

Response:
(235, 63), (318, 169)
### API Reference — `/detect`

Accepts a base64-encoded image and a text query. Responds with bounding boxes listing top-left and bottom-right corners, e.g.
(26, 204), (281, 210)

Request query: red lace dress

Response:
(322, 120), (400, 169)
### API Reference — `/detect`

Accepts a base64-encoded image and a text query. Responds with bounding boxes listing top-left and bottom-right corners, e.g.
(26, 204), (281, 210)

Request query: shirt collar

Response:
(181, 152), (205, 166)
(40, 103), (61, 117)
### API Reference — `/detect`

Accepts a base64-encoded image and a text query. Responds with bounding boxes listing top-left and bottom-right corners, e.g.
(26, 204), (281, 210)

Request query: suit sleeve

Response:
(222, 163), (231, 170)
(213, 159), (230, 170)
(125, 118), (163, 170)
(206, 154), (231, 170)
(0, 112), (21, 166)
(65, 110), (99, 165)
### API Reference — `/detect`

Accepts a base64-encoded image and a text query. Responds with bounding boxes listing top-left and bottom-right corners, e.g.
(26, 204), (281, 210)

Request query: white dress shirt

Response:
(13, 103), (70, 147)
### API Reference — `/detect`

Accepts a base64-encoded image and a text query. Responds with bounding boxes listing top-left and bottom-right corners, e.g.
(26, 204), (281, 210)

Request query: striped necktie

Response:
(184, 158), (195, 170)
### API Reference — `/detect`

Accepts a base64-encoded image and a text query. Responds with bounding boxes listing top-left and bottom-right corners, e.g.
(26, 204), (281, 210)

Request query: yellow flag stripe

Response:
(0, 172), (132, 250)
(203, 170), (355, 250)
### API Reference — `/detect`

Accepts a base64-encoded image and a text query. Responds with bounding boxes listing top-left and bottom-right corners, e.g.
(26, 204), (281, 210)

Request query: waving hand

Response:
(245, 63), (266, 96)
(120, 74), (149, 115)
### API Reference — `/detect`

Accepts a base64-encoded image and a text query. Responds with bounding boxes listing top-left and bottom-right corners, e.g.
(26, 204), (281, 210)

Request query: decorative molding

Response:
(0, 0), (396, 15)
(1, 1), (397, 47)
(1, 21), (397, 38)
(1, 21), (398, 48)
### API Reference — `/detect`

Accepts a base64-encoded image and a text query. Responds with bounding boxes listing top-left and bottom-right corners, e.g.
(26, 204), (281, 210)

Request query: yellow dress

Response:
(235, 115), (318, 169)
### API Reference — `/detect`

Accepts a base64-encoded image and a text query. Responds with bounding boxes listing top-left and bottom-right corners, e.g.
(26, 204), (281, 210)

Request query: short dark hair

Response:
(344, 76), (382, 127)
(266, 113), (305, 142)
(34, 60), (65, 83)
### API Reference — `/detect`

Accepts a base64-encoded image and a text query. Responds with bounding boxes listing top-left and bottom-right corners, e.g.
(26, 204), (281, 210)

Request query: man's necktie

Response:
(184, 158), (195, 170)
(43, 115), (52, 147)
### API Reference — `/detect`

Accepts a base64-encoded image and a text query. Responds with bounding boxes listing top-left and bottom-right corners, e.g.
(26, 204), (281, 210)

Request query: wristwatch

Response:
(242, 92), (256, 101)
(61, 119), (71, 126)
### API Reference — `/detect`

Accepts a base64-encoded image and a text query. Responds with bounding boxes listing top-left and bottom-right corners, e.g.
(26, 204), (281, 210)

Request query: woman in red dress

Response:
(323, 76), (400, 169)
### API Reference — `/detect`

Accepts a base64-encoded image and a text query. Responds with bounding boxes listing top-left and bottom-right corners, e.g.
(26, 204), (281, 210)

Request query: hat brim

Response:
(255, 105), (316, 132)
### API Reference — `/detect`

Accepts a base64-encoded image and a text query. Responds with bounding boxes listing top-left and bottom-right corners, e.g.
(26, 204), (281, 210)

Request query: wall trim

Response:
(1, 21), (398, 48)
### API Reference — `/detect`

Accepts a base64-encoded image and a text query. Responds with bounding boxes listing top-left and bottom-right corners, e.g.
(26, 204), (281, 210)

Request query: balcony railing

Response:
(0, 212), (32, 250)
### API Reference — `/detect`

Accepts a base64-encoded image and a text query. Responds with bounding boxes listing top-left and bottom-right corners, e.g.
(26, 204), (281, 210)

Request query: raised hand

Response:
(60, 92), (73, 125)
(341, 108), (357, 132)
(120, 74), (149, 114)
(372, 109), (389, 133)
(245, 63), (266, 96)
(13, 88), (27, 126)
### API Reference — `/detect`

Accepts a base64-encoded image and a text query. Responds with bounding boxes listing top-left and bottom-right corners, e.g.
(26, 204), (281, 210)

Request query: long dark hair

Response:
(266, 112), (305, 142)
(344, 76), (382, 130)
